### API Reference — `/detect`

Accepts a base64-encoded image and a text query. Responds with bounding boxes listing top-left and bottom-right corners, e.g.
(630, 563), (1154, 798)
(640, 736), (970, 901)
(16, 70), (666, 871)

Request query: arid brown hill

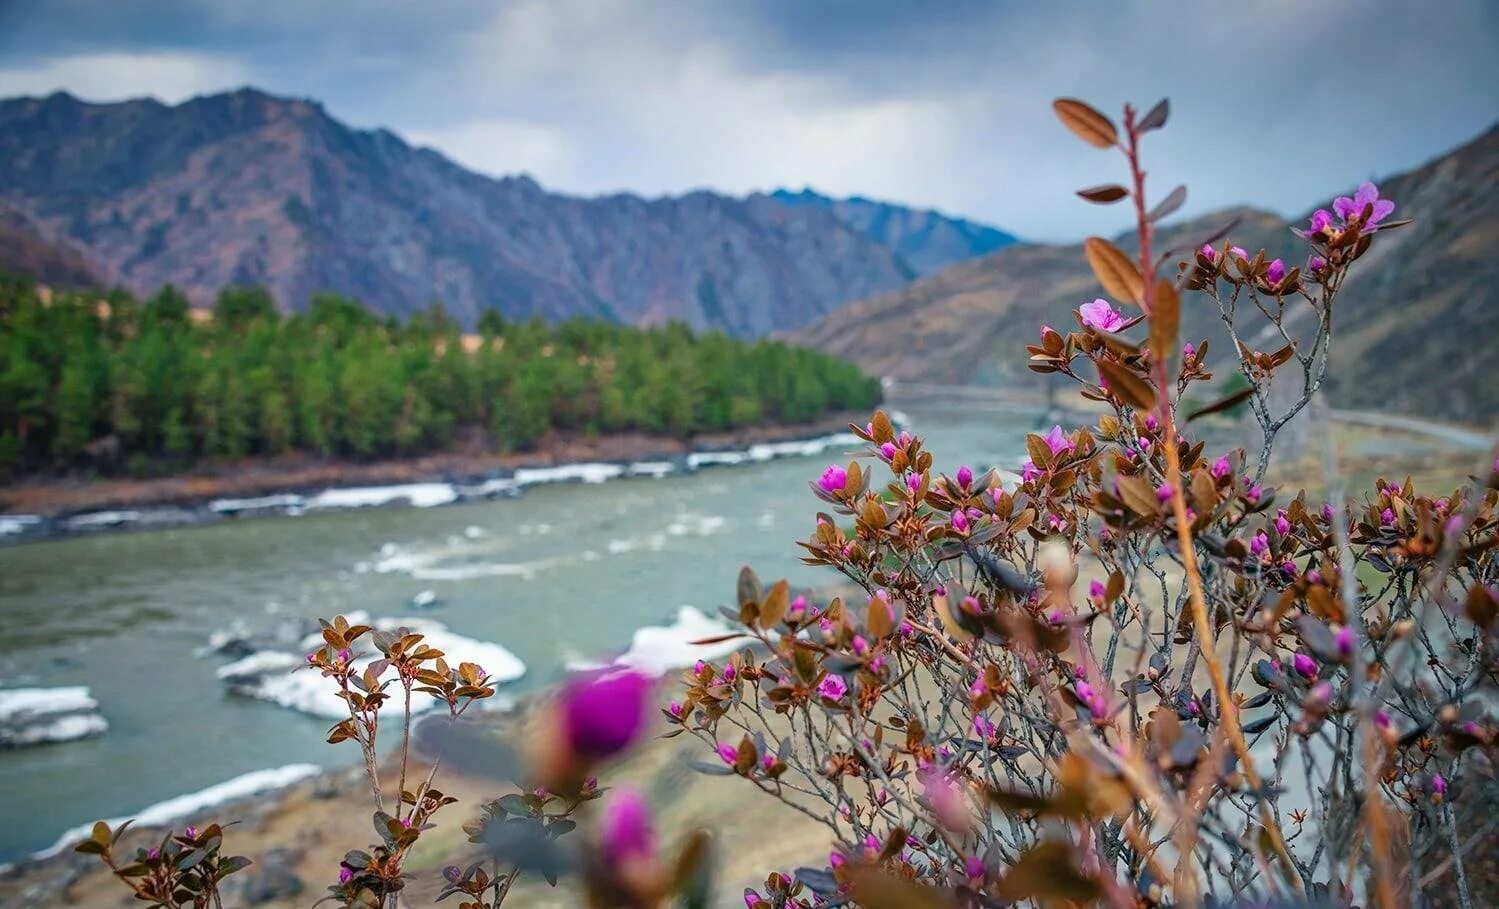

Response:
(795, 123), (1498, 424)
(0, 200), (102, 289)
(0, 89), (1013, 337)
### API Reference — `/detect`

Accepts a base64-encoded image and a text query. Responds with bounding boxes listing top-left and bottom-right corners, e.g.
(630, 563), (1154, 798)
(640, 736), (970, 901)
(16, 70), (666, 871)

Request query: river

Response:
(0, 402), (1043, 862)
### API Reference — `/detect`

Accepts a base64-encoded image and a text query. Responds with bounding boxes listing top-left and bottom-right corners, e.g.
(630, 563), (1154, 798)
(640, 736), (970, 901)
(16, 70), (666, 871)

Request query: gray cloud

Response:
(1, 0), (1495, 239)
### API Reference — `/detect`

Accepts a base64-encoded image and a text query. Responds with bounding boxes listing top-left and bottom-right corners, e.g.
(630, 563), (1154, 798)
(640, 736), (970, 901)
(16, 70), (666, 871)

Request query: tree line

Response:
(0, 277), (882, 478)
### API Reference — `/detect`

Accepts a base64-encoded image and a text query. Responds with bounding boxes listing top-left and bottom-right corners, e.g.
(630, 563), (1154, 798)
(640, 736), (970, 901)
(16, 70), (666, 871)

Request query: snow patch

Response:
(39, 764), (321, 859)
(306, 483), (458, 510)
(209, 494), (305, 514)
(565, 606), (742, 677)
(513, 463), (624, 486)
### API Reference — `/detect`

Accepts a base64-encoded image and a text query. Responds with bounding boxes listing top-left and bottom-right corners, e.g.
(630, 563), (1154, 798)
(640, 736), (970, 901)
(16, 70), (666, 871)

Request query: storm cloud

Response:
(1, 0), (1495, 239)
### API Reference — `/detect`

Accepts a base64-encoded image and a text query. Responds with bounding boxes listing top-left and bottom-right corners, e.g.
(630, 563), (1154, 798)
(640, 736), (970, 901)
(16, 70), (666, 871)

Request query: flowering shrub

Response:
(77, 96), (1497, 909)
(668, 98), (1498, 908)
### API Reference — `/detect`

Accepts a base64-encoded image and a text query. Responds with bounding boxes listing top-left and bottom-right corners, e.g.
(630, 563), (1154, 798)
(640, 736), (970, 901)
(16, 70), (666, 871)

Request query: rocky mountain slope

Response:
(769, 188), (1018, 276)
(0, 201), (102, 289)
(795, 123), (1498, 423)
(0, 89), (1011, 336)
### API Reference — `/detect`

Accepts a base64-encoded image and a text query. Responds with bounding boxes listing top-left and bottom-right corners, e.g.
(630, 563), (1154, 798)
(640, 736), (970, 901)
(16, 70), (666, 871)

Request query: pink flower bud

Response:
(600, 788), (656, 868)
(956, 464), (973, 489)
(1199, 244), (1217, 261)
(906, 472), (922, 493)
(1156, 483), (1173, 503)
(818, 464), (847, 493)
(817, 673), (848, 701)
(1250, 531), (1269, 556)
(880, 442), (897, 460)
(1431, 773), (1448, 799)
(1275, 512), (1291, 536)
(717, 743), (739, 765)
(562, 671), (651, 760)
(1335, 625), (1355, 659)
(950, 509), (969, 533)
(1089, 579), (1106, 599)
(1266, 258), (1286, 285)
(1380, 507), (1395, 525)
(1211, 456), (1232, 479)
(339, 867), (353, 883)
(1293, 653), (1319, 680)
(1308, 254), (1327, 272)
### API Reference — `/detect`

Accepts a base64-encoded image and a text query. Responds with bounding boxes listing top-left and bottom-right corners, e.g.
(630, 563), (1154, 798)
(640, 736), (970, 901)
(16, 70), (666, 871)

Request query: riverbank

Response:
(0, 414), (869, 543)
(0, 678), (828, 908)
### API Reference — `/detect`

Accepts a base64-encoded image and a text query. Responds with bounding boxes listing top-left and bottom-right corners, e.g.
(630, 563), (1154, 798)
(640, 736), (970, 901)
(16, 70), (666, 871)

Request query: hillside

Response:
(770, 188), (1019, 275)
(0, 89), (1009, 337)
(0, 201), (102, 289)
(795, 124), (1499, 423)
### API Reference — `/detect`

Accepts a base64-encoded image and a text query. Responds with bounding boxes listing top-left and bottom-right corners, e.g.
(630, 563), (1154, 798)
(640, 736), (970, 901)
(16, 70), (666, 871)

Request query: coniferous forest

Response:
(0, 276), (882, 478)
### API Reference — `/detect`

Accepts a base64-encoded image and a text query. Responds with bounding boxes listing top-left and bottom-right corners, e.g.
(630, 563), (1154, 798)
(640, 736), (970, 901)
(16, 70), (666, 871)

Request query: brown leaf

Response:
(1052, 98), (1118, 149)
(1138, 97), (1170, 132)
(1148, 279), (1180, 363)
(760, 579), (790, 628)
(996, 840), (1101, 903)
(1098, 360), (1157, 410)
(1116, 474), (1161, 517)
(1187, 386), (1255, 421)
(1148, 184), (1187, 223)
(1076, 184), (1129, 204)
(1084, 237), (1144, 305)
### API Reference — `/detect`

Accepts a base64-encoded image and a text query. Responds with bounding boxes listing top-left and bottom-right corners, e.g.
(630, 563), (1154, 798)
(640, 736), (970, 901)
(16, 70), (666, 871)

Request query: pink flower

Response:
(1079, 298), (1125, 332)
(973, 715), (996, 739)
(339, 867), (354, 883)
(1042, 425), (1072, 455)
(1293, 653), (1319, 680)
(1089, 579), (1106, 599)
(1431, 773), (1448, 800)
(562, 671), (651, 760)
(1250, 531), (1269, 556)
(817, 673), (848, 701)
(950, 509), (969, 533)
(1333, 182), (1395, 229)
(966, 855), (985, 881)
(1230, 246), (1248, 260)
(1020, 459), (1042, 483)
(956, 465), (973, 488)
(1200, 244), (1217, 261)
(1266, 258), (1286, 285)
(819, 465), (847, 493)
(1246, 484), (1263, 503)
(1275, 512), (1291, 535)
(1308, 254), (1327, 272)
(717, 743), (739, 765)
(600, 788), (656, 867)
(1156, 483), (1173, 503)
(668, 701), (683, 718)
(1335, 624), (1355, 659)
(787, 595), (807, 621)
(1211, 455), (1232, 479)
(1307, 209), (1334, 234)
(879, 442), (897, 460)
(906, 472), (922, 493)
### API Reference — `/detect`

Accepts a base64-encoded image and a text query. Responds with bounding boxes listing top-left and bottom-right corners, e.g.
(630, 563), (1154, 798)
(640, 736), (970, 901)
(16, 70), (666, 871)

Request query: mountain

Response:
(0, 201), (103, 289)
(770, 189), (1018, 275)
(794, 123), (1499, 424)
(0, 89), (1010, 337)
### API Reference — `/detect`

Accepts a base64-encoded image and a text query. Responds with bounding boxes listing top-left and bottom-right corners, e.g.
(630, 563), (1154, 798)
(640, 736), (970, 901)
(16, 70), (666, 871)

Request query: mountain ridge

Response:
(791, 121), (1499, 423)
(0, 88), (1012, 336)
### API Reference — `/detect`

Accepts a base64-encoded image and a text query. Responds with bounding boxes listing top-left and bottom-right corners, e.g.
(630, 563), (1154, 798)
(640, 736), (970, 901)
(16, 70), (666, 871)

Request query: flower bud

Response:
(562, 671), (651, 761)
(956, 465), (973, 488)
(819, 464), (848, 493)
(1293, 653), (1319, 680)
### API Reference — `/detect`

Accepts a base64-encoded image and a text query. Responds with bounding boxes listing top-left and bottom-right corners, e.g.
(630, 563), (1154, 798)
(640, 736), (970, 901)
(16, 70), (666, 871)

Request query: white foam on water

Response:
(38, 763), (322, 859)
(0, 514), (41, 536)
(412, 589), (439, 608)
(513, 463), (624, 486)
(606, 538), (636, 554)
(565, 606), (743, 677)
(209, 494), (305, 514)
(306, 483), (458, 510)
(626, 461), (676, 478)
(462, 478), (519, 498)
(219, 616), (526, 719)
(0, 686), (99, 721)
(687, 450), (748, 468)
(463, 525), (486, 538)
(0, 687), (109, 748)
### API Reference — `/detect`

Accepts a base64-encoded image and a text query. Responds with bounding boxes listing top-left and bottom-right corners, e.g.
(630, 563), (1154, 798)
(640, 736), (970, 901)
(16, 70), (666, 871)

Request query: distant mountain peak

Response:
(768, 187), (1020, 276)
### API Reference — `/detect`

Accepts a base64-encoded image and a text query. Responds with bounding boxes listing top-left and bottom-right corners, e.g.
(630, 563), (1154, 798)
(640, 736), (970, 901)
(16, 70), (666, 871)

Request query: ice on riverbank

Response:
(566, 606), (742, 677)
(38, 763), (321, 859)
(215, 615), (525, 719)
(306, 483), (459, 510)
(0, 687), (108, 748)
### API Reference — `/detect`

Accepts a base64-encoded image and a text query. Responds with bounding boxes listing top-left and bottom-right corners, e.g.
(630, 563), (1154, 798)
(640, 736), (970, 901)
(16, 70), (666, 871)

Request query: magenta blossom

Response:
(1308, 254), (1327, 272)
(717, 743), (738, 765)
(1200, 243), (1217, 261)
(956, 464), (973, 488)
(600, 788), (656, 867)
(1266, 258), (1286, 285)
(1079, 298), (1126, 332)
(879, 441), (897, 460)
(950, 508), (969, 533)
(1042, 425), (1072, 455)
(906, 472), (922, 493)
(818, 464), (847, 493)
(1293, 653), (1319, 680)
(1307, 208), (1334, 234)
(562, 670), (651, 760)
(1211, 455), (1232, 480)
(339, 867), (354, 883)
(1230, 245), (1248, 260)
(1431, 773), (1448, 800)
(1089, 579), (1106, 599)
(817, 673), (848, 701)
(1332, 182), (1395, 229)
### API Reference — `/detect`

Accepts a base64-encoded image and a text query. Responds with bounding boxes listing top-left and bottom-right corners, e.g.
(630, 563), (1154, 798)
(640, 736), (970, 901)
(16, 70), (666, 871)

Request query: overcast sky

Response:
(1, 0), (1496, 240)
